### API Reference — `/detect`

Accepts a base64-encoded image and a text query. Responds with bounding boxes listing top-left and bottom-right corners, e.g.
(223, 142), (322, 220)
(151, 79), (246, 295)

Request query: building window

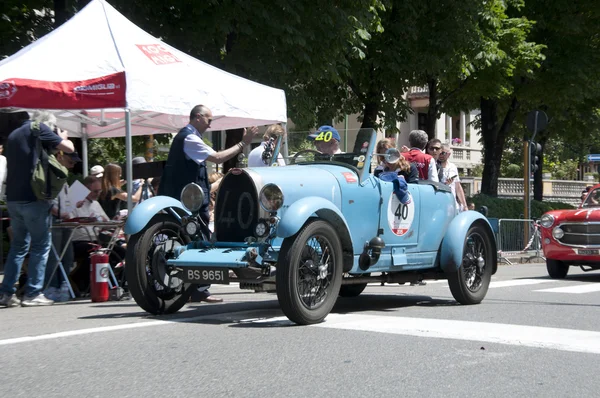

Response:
(418, 113), (428, 130)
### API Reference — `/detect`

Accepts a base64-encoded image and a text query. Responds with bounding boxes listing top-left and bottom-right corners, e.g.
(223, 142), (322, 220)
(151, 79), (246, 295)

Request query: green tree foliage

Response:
(0, 0), (53, 58)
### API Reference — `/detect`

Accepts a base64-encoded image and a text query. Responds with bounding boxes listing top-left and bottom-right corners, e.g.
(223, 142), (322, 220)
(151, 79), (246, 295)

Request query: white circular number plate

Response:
(387, 193), (414, 236)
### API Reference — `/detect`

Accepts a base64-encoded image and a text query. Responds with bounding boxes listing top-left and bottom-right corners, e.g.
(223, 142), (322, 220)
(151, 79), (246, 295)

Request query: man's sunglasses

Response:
(440, 151), (449, 155)
(429, 147), (442, 151)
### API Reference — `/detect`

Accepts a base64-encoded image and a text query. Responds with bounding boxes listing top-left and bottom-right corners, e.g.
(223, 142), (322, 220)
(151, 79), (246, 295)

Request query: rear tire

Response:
(126, 214), (193, 314)
(276, 220), (343, 325)
(546, 259), (569, 279)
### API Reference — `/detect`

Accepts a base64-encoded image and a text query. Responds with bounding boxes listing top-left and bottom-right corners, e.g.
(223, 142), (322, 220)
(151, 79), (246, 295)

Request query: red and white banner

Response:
(0, 72), (126, 109)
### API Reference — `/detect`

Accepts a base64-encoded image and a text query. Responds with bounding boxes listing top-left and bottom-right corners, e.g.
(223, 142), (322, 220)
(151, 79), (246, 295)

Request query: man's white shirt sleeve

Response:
(428, 158), (439, 182)
(183, 134), (216, 164)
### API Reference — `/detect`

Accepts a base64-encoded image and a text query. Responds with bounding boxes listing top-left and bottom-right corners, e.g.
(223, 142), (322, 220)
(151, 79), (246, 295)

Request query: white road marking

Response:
(534, 284), (600, 294)
(489, 279), (556, 288)
(312, 314), (600, 355)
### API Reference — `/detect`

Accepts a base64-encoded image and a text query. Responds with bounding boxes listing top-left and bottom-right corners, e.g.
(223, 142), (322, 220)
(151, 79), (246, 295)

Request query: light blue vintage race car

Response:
(124, 128), (497, 325)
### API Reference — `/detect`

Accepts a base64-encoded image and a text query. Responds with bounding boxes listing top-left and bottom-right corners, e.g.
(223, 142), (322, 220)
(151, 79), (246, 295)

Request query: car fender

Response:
(440, 211), (498, 274)
(277, 196), (350, 238)
(124, 195), (191, 235)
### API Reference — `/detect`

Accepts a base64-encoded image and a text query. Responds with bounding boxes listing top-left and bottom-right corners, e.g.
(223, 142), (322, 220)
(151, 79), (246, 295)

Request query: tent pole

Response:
(125, 109), (133, 215)
(282, 122), (289, 160)
(82, 128), (89, 177)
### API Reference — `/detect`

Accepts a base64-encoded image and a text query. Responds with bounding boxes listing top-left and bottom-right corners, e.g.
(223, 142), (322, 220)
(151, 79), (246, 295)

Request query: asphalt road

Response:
(1, 263), (600, 398)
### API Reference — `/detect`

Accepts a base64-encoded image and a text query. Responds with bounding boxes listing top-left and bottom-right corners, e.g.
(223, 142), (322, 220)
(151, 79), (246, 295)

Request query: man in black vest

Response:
(159, 104), (257, 303)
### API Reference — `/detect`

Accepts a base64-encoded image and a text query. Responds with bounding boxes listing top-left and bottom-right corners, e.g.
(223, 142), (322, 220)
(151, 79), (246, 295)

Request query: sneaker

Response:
(0, 293), (21, 308)
(55, 283), (71, 302)
(21, 293), (54, 307)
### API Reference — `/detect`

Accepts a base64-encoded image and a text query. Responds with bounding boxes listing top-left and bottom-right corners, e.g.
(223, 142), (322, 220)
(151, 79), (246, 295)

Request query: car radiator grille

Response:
(214, 172), (258, 242)
(557, 223), (600, 246)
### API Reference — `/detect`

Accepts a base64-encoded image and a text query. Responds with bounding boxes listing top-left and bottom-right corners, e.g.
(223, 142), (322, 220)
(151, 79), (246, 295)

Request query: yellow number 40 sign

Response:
(314, 131), (333, 142)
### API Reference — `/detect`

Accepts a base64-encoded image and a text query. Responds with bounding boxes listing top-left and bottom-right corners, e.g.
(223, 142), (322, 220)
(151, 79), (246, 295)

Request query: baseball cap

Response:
(59, 151), (82, 162)
(308, 125), (341, 142)
(90, 165), (104, 177)
(66, 151), (82, 162)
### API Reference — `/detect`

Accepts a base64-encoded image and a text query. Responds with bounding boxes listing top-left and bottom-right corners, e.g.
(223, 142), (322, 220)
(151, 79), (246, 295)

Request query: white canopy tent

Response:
(0, 0), (287, 211)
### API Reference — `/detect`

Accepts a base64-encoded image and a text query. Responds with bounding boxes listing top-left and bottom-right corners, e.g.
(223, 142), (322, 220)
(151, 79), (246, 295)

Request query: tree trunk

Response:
(223, 128), (244, 174)
(425, 77), (438, 140)
(361, 101), (379, 129)
(480, 97), (520, 196)
(54, 0), (69, 28)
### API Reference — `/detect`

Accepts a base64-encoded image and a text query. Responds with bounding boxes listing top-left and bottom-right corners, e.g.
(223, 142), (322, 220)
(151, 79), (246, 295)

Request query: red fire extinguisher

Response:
(90, 250), (110, 302)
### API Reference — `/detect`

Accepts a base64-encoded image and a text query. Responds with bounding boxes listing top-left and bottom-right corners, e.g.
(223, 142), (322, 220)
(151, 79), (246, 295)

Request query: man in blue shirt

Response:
(159, 104), (258, 303)
(0, 111), (75, 307)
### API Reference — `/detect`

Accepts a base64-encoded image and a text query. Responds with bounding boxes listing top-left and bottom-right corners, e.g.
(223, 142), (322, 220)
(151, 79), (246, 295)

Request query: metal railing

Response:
(496, 218), (544, 265)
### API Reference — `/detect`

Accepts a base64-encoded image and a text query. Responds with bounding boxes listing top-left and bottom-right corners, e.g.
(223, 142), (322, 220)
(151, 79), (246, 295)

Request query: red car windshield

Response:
(581, 188), (600, 208)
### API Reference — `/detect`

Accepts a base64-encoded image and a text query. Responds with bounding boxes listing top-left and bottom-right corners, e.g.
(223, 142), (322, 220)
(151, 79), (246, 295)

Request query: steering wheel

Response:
(290, 149), (328, 165)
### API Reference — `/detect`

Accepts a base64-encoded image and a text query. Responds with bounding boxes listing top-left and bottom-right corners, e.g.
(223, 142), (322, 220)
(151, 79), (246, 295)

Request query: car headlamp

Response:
(540, 214), (555, 228)
(552, 227), (564, 240)
(185, 220), (198, 236)
(259, 184), (284, 212)
(254, 220), (270, 238)
(180, 183), (204, 213)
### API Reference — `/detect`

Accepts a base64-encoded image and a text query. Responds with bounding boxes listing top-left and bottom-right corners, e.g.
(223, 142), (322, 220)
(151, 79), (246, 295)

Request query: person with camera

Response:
(0, 111), (75, 308)
(159, 104), (258, 303)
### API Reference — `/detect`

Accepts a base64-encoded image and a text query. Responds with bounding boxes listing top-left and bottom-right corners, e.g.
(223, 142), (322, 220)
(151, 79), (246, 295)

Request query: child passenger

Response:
(374, 139), (419, 184)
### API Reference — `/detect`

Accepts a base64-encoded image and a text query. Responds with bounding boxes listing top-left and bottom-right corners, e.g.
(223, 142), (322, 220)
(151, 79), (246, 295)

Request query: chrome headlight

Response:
(540, 214), (555, 228)
(180, 183), (204, 212)
(552, 227), (564, 240)
(259, 184), (284, 212)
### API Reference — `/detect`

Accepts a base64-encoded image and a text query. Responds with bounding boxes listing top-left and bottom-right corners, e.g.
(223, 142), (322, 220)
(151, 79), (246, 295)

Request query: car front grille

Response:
(557, 222), (600, 247)
(214, 171), (258, 242)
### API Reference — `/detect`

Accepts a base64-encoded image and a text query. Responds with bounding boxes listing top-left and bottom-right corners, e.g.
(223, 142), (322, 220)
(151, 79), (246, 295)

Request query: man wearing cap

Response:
(43, 150), (83, 301)
(0, 111), (75, 308)
(159, 104), (258, 303)
(309, 125), (343, 155)
(90, 165), (104, 179)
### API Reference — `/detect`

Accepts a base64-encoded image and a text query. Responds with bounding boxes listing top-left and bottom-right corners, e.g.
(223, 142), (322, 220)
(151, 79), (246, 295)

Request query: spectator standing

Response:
(99, 163), (143, 219)
(247, 124), (286, 167)
(44, 151), (82, 302)
(159, 104), (258, 303)
(438, 144), (468, 212)
(0, 142), (7, 199)
(425, 138), (444, 181)
(401, 130), (439, 182)
(0, 111), (75, 307)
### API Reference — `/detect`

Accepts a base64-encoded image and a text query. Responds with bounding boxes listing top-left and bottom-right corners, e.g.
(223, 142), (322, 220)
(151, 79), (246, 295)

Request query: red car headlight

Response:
(540, 214), (555, 228)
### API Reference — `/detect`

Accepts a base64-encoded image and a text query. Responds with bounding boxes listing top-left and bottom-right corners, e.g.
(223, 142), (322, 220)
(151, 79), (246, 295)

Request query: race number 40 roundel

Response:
(387, 192), (414, 236)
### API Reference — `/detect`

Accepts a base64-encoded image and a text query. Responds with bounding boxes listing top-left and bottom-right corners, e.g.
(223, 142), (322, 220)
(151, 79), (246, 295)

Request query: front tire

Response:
(447, 223), (494, 305)
(276, 220), (343, 325)
(126, 214), (193, 314)
(546, 259), (569, 279)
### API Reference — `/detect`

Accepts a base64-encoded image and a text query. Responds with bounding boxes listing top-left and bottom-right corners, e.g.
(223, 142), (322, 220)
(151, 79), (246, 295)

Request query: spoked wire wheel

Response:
(448, 223), (494, 305)
(277, 220), (342, 324)
(126, 214), (193, 314)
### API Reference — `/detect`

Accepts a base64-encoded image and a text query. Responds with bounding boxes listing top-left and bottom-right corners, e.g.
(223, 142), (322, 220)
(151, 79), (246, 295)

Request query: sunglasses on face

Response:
(440, 151), (449, 155)
(429, 146), (441, 151)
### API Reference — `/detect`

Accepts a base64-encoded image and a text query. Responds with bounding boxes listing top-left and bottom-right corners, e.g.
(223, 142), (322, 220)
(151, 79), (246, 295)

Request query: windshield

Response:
(242, 128), (377, 171)
(581, 188), (600, 208)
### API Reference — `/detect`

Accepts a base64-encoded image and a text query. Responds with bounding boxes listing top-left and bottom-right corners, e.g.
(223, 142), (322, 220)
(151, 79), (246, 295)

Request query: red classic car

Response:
(539, 184), (600, 278)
